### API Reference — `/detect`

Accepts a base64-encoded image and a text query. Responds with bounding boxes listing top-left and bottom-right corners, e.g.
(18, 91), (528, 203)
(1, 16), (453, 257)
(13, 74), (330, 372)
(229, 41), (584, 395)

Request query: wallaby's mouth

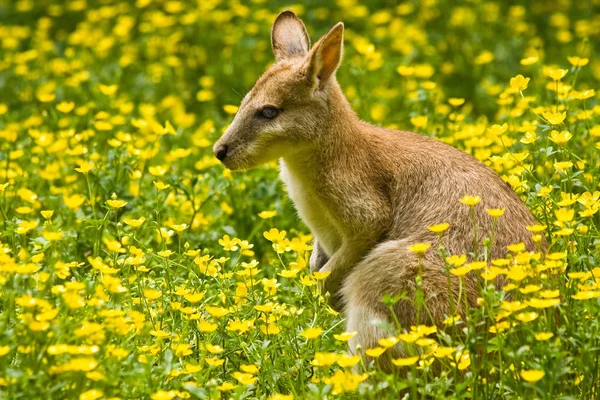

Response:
(214, 148), (251, 171)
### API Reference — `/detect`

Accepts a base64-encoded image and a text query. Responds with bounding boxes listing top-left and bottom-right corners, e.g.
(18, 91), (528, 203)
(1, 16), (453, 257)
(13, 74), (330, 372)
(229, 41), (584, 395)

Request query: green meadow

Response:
(0, 0), (599, 398)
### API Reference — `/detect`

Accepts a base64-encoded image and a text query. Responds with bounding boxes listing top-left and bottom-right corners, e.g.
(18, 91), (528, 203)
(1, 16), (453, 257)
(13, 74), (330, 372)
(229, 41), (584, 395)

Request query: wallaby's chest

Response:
(279, 160), (342, 255)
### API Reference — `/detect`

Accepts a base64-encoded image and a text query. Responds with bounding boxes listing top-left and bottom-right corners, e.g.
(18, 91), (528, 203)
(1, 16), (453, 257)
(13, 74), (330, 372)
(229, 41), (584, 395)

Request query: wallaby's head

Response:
(213, 11), (344, 170)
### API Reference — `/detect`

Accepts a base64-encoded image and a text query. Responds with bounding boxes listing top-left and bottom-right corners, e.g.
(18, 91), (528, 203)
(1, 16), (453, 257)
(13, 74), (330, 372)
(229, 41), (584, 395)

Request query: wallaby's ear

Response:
(271, 11), (310, 61)
(305, 22), (344, 90)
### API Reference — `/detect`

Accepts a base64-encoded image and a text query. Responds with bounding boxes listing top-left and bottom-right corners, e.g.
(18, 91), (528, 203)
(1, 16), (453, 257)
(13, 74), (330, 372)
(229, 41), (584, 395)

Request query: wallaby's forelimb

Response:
(309, 241), (329, 273)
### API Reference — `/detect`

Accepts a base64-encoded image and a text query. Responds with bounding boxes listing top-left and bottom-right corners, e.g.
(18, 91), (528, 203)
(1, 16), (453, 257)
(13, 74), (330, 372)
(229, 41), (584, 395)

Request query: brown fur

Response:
(213, 11), (539, 366)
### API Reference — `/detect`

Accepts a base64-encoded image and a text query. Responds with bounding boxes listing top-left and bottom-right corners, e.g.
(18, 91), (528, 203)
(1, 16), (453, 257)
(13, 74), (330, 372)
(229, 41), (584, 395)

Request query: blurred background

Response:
(0, 0), (599, 254)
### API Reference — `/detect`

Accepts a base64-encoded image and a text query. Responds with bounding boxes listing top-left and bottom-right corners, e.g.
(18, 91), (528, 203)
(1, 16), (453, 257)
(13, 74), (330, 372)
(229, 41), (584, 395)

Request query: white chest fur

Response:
(279, 159), (342, 255)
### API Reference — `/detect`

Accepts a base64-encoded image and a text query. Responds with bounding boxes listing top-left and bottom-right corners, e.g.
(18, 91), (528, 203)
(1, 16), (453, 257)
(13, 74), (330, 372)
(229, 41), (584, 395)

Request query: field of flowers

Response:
(0, 0), (599, 398)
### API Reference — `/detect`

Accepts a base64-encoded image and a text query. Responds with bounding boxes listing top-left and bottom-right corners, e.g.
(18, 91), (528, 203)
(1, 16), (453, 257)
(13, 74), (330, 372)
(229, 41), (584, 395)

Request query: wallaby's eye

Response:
(260, 106), (280, 119)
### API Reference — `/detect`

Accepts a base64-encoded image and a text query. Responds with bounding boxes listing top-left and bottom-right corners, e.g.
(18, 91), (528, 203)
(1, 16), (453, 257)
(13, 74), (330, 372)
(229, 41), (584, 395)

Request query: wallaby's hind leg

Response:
(341, 239), (478, 370)
(344, 290), (407, 371)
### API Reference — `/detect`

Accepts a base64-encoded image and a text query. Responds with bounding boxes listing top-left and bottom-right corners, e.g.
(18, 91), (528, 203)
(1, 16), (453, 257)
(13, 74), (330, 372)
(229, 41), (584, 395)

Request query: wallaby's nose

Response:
(215, 144), (228, 161)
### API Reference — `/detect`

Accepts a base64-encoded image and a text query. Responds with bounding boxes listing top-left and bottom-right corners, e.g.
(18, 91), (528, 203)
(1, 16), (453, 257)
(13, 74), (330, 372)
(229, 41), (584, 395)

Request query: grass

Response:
(0, 0), (599, 399)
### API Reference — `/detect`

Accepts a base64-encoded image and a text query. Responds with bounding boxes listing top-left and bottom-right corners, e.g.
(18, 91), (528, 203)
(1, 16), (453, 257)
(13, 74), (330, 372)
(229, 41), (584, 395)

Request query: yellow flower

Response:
(459, 195), (481, 206)
(218, 235), (239, 251)
(79, 389), (103, 400)
(150, 330), (171, 338)
(391, 356), (419, 367)
(263, 228), (286, 243)
(37, 92), (55, 102)
(238, 364), (258, 374)
(206, 357), (225, 367)
(557, 192), (579, 207)
(378, 336), (399, 348)
(527, 224), (547, 233)
(43, 231), (63, 241)
(410, 115), (428, 128)
(555, 208), (574, 222)
(153, 181), (171, 191)
(98, 84), (118, 95)
(150, 391), (177, 400)
(427, 223), (449, 234)
(370, 104), (387, 121)
(520, 369), (545, 382)
(41, 210), (54, 219)
(123, 217), (146, 228)
(407, 243), (431, 254)
(396, 65), (414, 76)
(184, 292), (204, 303)
(450, 265), (472, 276)
(434, 346), (456, 358)
(205, 344), (223, 354)
(258, 210), (277, 219)
(148, 165), (169, 176)
(278, 269), (298, 279)
(443, 315), (462, 326)
(487, 208), (505, 218)
(299, 275), (316, 287)
(94, 120), (113, 131)
(232, 371), (256, 385)
(205, 306), (230, 318)
(365, 347), (386, 358)
(311, 352), (339, 367)
(549, 130), (572, 145)
(448, 98), (465, 107)
(446, 254), (467, 266)
(198, 321), (218, 332)
(527, 298), (560, 309)
(542, 111), (566, 125)
(157, 250), (173, 257)
(260, 324), (281, 335)
(56, 101), (75, 113)
(64, 194), (86, 210)
(216, 382), (237, 392)
(173, 343), (192, 357)
(254, 303), (274, 313)
(74, 161), (95, 175)
(547, 68), (568, 81)
(312, 270), (331, 280)
(300, 327), (323, 340)
(474, 50), (494, 65)
(143, 289), (162, 301)
(520, 56), (539, 65)
(516, 311), (538, 323)
(567, 56), (589, 67)
(336, 354), (361, 368)
(170, 223), (188, 233)
(535, 332), (554, 341)
(106, 199), (128, 209)
(333, 331), (357, 342)
(506, 243), (525, 253)
(223, 105), (239, 114)
(539, 290), (560, 299)
(521, 131), (539, 144)
(519, 285), (541, 294)
(163, 121), (177, 136)
(554, 161), (573, 173)
(269, 394), (293, 400)
(323, 370), (368, 395)
(575, 89), (595, 100)
(510, 74), (530, 91)
(572, 291), (600, 300)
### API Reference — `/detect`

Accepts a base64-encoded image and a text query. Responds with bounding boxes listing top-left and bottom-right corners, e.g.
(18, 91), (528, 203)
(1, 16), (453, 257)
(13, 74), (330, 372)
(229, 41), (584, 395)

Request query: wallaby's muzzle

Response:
(214, 144), (228, 161)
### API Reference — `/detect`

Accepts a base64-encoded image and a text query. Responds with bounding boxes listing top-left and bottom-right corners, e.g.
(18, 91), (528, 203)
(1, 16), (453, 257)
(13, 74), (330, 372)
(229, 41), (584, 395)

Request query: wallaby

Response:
(213, 11), (539, 367)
